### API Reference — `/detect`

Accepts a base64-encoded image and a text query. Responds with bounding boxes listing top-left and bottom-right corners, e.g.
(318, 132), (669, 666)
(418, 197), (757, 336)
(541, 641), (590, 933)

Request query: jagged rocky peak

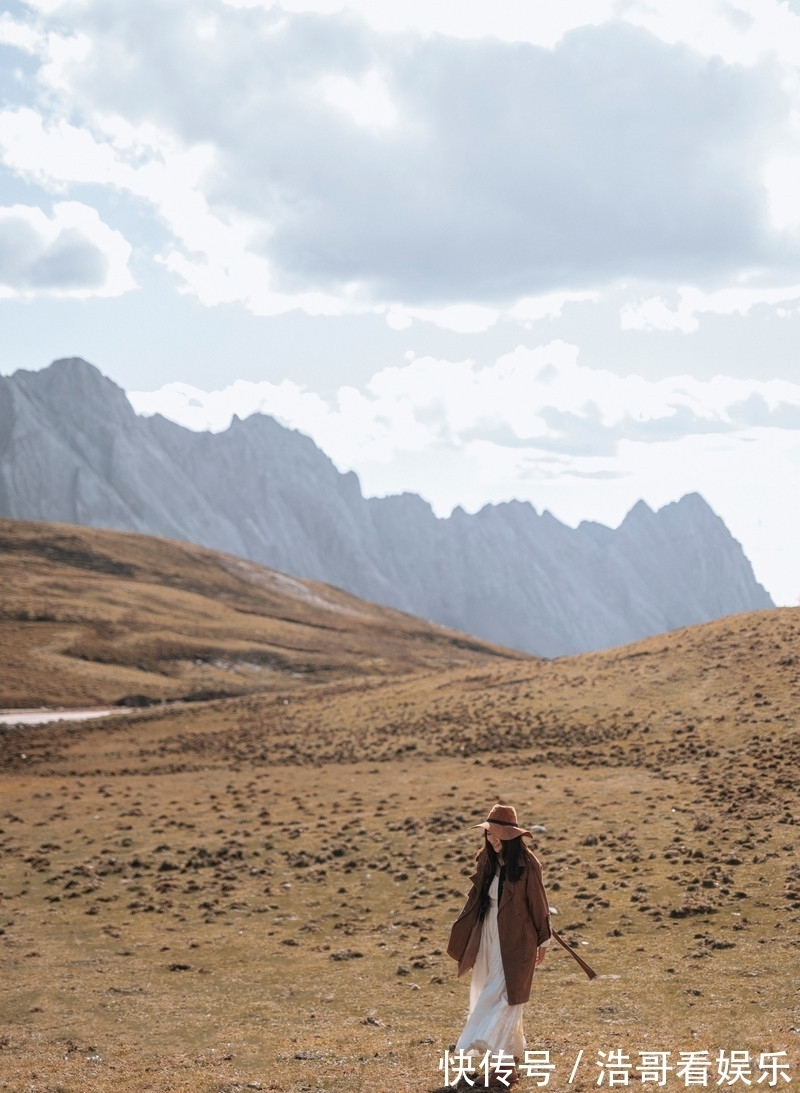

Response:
(15, 356), (132, 416)
(0, 357), (774, 657)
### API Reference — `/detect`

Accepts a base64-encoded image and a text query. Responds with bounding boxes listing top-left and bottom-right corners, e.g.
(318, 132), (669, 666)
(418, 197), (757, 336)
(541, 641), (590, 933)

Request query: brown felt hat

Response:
(474, 803), (533, 840)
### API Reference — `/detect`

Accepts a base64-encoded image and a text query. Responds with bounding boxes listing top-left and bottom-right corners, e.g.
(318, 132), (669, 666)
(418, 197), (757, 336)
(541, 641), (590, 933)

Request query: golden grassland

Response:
(0, 519), (519, 710)
(2, 520), (800, 1092)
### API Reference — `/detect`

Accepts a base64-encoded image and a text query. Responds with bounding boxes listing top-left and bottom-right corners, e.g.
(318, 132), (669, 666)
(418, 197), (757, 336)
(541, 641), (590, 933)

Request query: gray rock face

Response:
(0, 357), (773, 656)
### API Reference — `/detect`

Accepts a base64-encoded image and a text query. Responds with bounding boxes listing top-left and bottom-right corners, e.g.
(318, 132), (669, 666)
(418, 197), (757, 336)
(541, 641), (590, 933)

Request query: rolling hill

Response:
(0, 517), (521, 710)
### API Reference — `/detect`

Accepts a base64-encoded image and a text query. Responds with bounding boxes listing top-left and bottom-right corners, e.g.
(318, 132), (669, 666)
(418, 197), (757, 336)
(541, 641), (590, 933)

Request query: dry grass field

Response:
(0, 519), (519, 710)
(1, 520), (799, 1093)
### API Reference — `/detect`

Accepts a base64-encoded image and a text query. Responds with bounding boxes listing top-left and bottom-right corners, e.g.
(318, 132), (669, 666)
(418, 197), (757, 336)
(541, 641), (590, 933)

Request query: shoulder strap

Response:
(550, 928), (597, 980)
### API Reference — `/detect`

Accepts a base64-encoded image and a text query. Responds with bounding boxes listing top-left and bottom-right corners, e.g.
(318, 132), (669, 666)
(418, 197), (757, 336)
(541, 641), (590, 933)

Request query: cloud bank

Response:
(1, 1), (797, 320)
(129, 342), (800, 466)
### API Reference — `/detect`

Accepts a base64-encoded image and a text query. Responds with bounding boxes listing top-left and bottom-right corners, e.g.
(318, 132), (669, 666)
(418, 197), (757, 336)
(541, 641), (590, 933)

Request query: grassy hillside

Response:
(0, 518), (521, 709)
(1, 519), (798, 1093)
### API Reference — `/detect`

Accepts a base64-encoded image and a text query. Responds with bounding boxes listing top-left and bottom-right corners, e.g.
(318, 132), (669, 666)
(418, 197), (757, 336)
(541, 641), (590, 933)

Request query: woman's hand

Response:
(535, 946), (547, 967)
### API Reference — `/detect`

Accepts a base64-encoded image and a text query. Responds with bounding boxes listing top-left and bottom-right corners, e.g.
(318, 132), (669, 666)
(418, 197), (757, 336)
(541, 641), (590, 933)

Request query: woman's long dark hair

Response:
(476, 834), (526, 920)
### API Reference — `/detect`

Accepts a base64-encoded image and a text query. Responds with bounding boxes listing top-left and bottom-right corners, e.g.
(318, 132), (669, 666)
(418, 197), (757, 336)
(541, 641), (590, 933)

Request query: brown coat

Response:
(446, 846), (552, 1006)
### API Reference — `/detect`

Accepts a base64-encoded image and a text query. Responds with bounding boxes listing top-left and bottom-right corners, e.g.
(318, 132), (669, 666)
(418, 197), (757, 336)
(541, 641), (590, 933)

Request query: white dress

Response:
(455, 873), (525, 1060)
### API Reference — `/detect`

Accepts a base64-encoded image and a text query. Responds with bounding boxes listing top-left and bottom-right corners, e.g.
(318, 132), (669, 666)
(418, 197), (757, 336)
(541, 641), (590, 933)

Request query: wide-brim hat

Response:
(473, 804), (533, 840)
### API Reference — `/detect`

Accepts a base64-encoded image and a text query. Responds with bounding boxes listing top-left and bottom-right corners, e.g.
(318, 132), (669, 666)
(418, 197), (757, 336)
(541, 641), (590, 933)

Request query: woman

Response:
(447, 804), (552, 1089)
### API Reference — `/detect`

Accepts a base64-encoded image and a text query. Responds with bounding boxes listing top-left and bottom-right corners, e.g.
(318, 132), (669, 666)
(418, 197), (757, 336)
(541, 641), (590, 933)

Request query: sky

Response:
(1, 1), (800, 605)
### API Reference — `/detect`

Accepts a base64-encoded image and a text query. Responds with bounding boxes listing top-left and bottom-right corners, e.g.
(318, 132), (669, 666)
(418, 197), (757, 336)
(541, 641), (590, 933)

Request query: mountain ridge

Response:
(0, 357), (773, 656)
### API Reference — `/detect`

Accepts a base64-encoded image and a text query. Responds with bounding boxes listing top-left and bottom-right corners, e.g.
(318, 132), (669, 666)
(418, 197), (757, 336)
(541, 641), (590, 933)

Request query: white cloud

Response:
(319, 69), (398, 130)
(129, 376), (331, 436)
(508, 291), (601, 325)
(0, 106), (195, 199)
(0, 201), (134, 298)
(382, 292), (601, 333)
(0, 106), (302, 314)
(619, 0), (800, 67)
(194, 15), (218, 41)
(222, 0), (617, 47)
(0, 13), (43, 52)
(385, 303), (500, 333)
(222, 0), (800, 64)
(620, 283), (800, 332)
(2, 4), (793, 317)
(130, 341), (800, 455)
(21, 0), (76, 14)
(764, 153), (800, 233)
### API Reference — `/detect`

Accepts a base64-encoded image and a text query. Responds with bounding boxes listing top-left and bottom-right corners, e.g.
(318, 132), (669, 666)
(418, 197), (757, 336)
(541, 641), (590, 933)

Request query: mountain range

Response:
(0, 357), (773, 656)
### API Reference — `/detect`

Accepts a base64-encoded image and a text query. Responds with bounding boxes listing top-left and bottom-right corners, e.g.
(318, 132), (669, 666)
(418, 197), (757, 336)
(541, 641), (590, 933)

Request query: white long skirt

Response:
(455, 877), (525, 1060)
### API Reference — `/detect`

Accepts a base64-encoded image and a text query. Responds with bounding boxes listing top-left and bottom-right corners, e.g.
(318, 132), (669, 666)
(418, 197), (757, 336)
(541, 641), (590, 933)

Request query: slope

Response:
(1, 595), (798, 1093)
(0, 518), (522, 709)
